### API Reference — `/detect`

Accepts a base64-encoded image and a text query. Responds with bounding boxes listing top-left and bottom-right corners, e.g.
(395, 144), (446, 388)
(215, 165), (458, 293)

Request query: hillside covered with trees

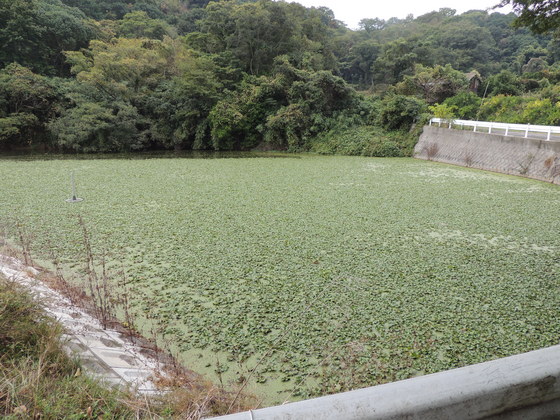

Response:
(1, 0), (559, 154)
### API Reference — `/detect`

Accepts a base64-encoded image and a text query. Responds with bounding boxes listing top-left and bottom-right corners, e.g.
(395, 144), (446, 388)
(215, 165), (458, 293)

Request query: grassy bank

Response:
(0, 274), (253, 418)
(0, 274), (145, 418)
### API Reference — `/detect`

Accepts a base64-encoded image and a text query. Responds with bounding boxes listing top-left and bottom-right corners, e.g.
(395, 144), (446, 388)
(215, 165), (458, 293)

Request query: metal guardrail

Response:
(429, 117), (560, 141)
(210, 345), (560, 420)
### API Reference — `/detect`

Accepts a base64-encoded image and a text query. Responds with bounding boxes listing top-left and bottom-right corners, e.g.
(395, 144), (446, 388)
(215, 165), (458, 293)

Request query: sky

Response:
(291, 0), (514, 29)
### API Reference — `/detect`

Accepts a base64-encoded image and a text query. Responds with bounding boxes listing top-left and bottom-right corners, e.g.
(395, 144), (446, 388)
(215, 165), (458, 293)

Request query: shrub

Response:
(379, 94), (427, 131)
(363, 139), (403, 157)
(309, 126), (406, 157)
(477, 95), (527, 123)
(442, 92), (481, 120)
(521, 98), (560, 125)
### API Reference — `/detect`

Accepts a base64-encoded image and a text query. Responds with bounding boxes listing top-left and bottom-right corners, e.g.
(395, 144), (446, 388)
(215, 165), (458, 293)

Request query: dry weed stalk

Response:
(0, 219), (256, 418)
(78, 215), (116, 329)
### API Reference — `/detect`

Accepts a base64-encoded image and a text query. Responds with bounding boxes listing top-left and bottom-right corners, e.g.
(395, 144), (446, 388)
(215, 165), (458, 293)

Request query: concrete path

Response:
(0, 255), (161, 394)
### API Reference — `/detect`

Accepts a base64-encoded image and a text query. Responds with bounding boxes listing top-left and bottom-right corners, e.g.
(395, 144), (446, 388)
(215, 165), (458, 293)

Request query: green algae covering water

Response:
(1, 155), (559, 405)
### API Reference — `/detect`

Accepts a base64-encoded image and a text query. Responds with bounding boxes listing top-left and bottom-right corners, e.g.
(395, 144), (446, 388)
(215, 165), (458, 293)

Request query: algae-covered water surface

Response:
(1, 155), (559, 404)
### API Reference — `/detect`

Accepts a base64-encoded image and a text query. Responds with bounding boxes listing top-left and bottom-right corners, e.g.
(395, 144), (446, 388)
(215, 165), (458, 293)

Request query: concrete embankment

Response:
(0, 255), (160, 394)
(415, 126), (560, 184)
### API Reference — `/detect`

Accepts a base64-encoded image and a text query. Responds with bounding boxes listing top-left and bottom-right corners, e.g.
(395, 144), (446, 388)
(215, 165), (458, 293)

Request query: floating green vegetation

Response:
(1, 155), (559, 404)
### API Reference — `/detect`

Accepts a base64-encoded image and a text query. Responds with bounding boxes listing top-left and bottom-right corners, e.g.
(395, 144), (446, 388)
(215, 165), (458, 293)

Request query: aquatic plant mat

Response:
(1, 155), (559, 405)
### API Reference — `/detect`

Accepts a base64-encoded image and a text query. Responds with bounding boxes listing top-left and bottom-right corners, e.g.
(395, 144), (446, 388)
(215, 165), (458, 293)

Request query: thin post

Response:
(71, 172), (77, 201)
(474, 123), (477, 133)
(525, 124), (529, 138)
(547, 129), (551, 141)
(489, 123), (492, 134)
(505, 126), (509, 136)
(66, 171), (84, 203)
(475, 81), (490, 122)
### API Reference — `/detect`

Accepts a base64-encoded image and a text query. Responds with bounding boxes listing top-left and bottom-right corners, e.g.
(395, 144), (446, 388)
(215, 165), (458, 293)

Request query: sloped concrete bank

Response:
(0, 254), (161, 394)
(415, 126), (560, 184)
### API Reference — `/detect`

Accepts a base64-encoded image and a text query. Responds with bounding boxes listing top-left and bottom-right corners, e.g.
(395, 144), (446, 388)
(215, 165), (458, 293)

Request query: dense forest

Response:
(1, 0), (559, 154)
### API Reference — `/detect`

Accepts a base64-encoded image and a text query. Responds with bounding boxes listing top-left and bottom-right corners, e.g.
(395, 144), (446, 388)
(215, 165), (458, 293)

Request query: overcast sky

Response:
(290, 0), (514, 29)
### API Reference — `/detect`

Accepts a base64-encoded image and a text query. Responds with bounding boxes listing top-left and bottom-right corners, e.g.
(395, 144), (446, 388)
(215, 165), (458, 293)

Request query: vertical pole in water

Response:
(71, 172), (77, 201)
(66, 171), (83, 203)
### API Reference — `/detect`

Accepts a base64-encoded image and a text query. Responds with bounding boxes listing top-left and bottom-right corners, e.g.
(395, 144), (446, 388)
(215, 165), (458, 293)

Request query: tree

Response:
(209, 73), (288, 150)
(0, 0), (97, 75)
(339, 40), (380, 88)
(379, 95), (427, 130)
(193, 0), (338, 75)
(434, 21), (498, 73)
(118, 11), (176, 40)
(372, 43), (414, 86)
(358, 18), (386, 33)
(487, 70), (522, 95)
(442, 92), (481, 119)
(52, 38), (177, 151)
(57, 36), (230, 151)
(395, 64), (467, 104)
(48, 100), (142, 152)
(64, 38), (171, 100)
(498, 0), (560, 34)
(209, 58), (363, 151)
(147, 52), (223, 150)
(0, 63), (60, 148)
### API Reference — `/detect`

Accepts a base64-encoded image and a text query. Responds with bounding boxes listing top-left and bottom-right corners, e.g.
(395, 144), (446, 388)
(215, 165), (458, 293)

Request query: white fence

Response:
(429, 117), (560, 141)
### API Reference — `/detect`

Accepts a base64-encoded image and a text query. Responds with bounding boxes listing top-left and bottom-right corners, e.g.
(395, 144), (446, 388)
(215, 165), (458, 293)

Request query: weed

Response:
(425, 143), (439, 160)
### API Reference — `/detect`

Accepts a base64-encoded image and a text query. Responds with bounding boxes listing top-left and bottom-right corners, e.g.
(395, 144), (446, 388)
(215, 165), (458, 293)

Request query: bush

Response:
(487, 70), (522, 96)
(477, 94), (527, 123)
(442, 92), (481, 120)
(379, 94), (427, 131)
(521, 98), (560, 125)
(363, 139), (403, 157)
(310, 126), (373, 155)
(309, 125), (406, 157)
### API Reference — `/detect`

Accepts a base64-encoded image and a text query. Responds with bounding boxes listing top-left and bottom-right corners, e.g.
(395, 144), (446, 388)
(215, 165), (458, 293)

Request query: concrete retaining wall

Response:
(415, 126), (560, 184)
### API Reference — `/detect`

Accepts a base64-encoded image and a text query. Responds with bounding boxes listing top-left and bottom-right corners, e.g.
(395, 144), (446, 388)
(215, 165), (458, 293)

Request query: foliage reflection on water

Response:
(0, 150), (300, 161)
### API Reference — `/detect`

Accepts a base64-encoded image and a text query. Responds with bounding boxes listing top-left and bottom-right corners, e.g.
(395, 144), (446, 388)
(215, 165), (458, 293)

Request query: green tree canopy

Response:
(0, 63), (60, 147)
(118, 11), (176, 40)
(0, 0), (97, 75)
(396, 64), (468, 104)
(498, 0), (560, 34)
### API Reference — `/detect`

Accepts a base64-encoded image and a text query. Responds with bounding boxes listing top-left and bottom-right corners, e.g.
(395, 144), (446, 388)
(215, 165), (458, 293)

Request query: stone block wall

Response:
(415, 126), (560, 184)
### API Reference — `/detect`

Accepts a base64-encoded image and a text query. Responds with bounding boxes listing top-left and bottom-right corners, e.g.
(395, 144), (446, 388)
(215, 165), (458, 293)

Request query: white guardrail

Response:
(210, 345), (560, 420)
(429, 117), (560, 141)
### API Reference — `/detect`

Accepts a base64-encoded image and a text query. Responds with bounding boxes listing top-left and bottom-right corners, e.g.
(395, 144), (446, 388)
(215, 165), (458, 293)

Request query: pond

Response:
(0, 154), (559, 405)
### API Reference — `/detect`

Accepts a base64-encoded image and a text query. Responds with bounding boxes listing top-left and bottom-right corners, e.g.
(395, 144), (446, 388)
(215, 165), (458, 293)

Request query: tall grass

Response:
(0, 274), (254, 418)
(0, 275), (139, 418)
